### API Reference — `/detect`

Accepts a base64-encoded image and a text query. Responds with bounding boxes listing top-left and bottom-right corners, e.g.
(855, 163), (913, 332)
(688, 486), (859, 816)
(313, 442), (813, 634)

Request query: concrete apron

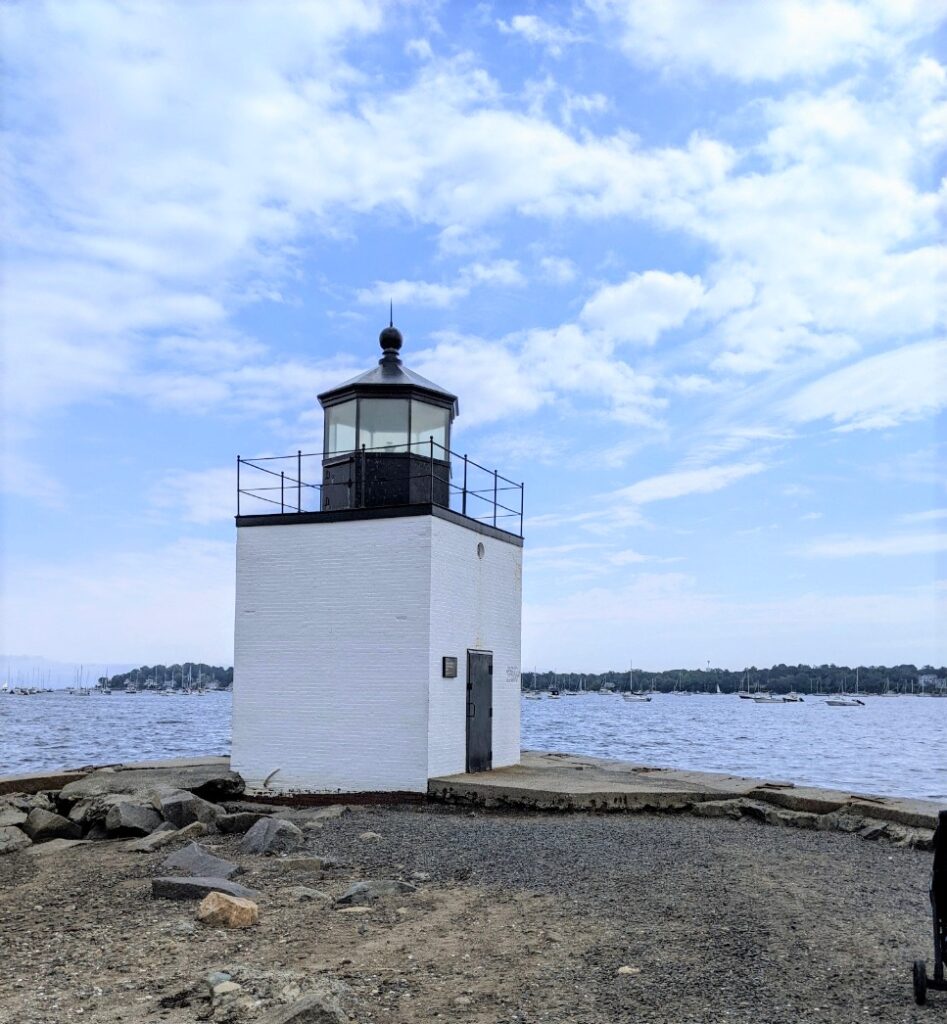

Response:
(428, 750), (946, 841)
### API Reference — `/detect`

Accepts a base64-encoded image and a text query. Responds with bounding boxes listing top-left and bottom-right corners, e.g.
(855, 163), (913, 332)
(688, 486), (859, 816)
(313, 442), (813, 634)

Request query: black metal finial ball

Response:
(379, 324), (403, 351)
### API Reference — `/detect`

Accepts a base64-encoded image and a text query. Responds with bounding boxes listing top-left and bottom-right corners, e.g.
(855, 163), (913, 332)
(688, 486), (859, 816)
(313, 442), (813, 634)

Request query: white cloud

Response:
(497, 15), (583, 57)
(900, 508), (947, 524)
(525, 574), (946, 669)
(1, 539), (235, 664)
(616, 461), (768, 505)
(610, 548), (656, 565)
(357, 259), (525, 309)
(538, 256), (578, 283)
(151, 467), (236, 525)
(580, 271), (704, 345)
(589, 0), (947, 82)
(799, 532), (947, 558)
(355, 279), (466, 309)
(785, 338), (947, 431)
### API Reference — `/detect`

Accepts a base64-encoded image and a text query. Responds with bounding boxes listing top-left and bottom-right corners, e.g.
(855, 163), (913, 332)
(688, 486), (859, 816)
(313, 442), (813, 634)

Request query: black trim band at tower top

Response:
(234, 501), (524, 547)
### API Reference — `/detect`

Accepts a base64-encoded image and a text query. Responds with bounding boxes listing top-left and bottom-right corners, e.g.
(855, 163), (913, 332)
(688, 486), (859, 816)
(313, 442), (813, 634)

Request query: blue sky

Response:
(2, 0), (945, 672)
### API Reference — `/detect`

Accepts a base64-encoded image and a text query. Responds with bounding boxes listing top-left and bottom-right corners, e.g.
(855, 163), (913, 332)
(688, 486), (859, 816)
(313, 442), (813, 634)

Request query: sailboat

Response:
(623, 661), (651, 702)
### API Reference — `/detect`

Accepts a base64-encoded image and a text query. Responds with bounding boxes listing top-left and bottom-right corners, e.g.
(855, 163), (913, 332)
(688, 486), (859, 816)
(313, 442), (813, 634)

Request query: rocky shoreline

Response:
(0, 757), (941, 1022)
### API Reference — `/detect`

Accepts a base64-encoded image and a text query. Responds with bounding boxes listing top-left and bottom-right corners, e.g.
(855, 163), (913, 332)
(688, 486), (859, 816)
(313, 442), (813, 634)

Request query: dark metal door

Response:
(466, 651), (493, 773)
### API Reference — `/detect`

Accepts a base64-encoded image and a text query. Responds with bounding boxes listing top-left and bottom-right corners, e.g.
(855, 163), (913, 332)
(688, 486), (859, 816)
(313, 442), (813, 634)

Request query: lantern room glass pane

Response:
(410, 400), (449, 456)
(358, 398), (409, 452)
(325, 399), (356, 456)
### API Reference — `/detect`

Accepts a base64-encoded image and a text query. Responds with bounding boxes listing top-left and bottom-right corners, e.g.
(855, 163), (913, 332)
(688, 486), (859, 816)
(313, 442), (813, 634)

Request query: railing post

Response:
(462, 455), (468, 516)
(297, 450), (302, 512)
(360, 444), (366, 508)
(236, 456), (241, 517)
(429, 435), (434, 505)
(520, 481), (524, 537)
(280, 471), (285, 512)
(493, 469), (498, 527)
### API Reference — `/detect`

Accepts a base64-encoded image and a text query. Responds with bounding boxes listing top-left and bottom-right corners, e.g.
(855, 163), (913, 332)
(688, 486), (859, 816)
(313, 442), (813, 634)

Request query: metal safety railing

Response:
(237, 438), (524, 537)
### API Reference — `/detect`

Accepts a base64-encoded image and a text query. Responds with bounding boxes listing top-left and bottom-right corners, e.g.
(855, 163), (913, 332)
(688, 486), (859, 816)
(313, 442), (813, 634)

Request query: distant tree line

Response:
(98, 664), (233, 690)
(522, 664), (946, 695)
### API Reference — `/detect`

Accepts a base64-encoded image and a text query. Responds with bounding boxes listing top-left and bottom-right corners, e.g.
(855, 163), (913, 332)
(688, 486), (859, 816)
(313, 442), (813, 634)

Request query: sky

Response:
(1, 0), (945, 674)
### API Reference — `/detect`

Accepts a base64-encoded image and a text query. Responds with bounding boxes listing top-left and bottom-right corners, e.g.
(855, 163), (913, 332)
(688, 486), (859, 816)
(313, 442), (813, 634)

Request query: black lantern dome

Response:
(317, 323), (458, 512)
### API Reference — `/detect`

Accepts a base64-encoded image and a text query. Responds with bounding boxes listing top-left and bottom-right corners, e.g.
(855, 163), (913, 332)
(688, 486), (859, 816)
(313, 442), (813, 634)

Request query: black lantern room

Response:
(317, 323), (459, 512)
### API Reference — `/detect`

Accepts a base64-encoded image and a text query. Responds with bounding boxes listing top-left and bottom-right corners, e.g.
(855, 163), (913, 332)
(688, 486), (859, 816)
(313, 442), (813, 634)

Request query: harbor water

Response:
(1, 689), (944, 801)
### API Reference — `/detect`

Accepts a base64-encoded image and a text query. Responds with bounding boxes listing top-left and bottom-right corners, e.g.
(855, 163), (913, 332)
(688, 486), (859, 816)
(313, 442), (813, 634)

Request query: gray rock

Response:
(336, 879), (417, 905)
(239, 817), (303, 856)
(285, 885), (332, 903)
(161, 841), (241, 879)
(212, 980), (243, 1004)
(258, 987), (348, 1024)
(280, 855), (341, 872)
(0, 825), (32, 855)
(204, 971), (232, 995)
(12, 792), (55, 813)
(0, 807), (28, 828)
(155, 790), (220, 828)
(24, 808), (82, 842)
(858, 823), (888, 841)
(59, 762), (244, 803)
(66, 794), (127, 827)
(306, 805), (348, 821)
(217, 811), (267, 834)
(105, 801), (163, 836)
(151, 876), (259, 901)
(27, 838), (90, 856)
(125, 820), (206, 853)
(220, 800), (279, 815)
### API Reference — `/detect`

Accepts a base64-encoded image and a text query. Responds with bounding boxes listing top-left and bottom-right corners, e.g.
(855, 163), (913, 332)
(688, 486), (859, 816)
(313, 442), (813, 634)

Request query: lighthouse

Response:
(230, 322), (524, 795)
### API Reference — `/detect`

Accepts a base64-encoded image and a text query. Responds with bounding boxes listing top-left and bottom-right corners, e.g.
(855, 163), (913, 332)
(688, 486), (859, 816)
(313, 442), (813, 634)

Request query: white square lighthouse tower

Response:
(230, 322), (523, 795)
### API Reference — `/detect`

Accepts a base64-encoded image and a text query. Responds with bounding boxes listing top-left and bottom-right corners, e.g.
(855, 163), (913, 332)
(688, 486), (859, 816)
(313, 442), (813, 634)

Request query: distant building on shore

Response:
(230, 321), (524, 794)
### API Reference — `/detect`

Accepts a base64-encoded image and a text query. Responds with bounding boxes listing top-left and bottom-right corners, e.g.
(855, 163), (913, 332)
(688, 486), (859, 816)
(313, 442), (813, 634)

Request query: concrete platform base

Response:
(428, 750), (947, 830)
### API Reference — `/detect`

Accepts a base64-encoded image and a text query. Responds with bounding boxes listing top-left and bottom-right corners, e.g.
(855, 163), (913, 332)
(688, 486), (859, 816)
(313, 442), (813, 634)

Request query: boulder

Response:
(24, 808), (82, 842)
(125, 820), (206, 853)
(151, 876), (259, 901)
(155, 790), (220, 828)
(66, 794), (127, 827)
(0, 825), (31, 855)
(59, 762), (244, 803)
(358, 831), (382, 842)
(336, 879), (417, 905)
(161, 841), (241, 879)
(105, 801), (163, 836)
(217, 811), (267, 834)
(27, 839), (90, 856)
(239, 817), (303, 856)
(258, 988), (348, 1024)
(0, 807), (27, 828)
(196, 891), (259, 928)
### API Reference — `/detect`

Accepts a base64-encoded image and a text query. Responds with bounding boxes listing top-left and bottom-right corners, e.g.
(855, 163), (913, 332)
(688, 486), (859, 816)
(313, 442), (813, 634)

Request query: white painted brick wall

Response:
(232, 512), (522, 793)
(232, 516), (433, 793)
(427, 517), (522, 776)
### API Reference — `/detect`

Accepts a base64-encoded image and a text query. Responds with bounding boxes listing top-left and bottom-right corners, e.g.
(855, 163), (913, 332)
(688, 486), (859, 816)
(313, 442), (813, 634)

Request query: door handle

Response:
(467, 702), (476, 718)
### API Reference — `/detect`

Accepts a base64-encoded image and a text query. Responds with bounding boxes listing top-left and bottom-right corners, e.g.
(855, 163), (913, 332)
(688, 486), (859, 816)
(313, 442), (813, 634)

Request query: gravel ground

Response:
(0, 802), (937, 1024)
